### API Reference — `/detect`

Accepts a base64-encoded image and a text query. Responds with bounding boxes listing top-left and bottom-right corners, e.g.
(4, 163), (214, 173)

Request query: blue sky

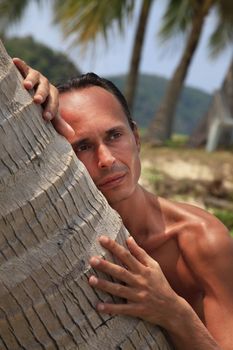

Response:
(8, 0), (233, 93)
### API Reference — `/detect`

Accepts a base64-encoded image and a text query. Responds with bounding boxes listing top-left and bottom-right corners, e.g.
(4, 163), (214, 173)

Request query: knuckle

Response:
(108, 239), (115, 248)
(115, 284), (123, 294)
(120, 267), (128, 279)
(40, 76), (49, 86)
(21, 60), (28, 70)
(121, 249), (131, 260)
(32, 69), (39, 78)
(138, 290), (149, 302)
(144, 266), (153, 278)
(151, 260), (160, 270)
(50, 84), (58, 93)
(137, 277), (146, 288)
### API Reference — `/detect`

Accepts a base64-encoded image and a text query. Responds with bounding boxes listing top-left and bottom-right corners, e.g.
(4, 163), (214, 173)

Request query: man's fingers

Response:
(42, 84), (58, 118)
(126, 236), (153, 267)
(98, 236), (142, 272)
(89, 275), (138, 302)
(13, 57), (29, 78)
(13, 58), (75, 141)
(13, 57), (35, 89)
(89, 256), (137, 285)
(96, 302), (143, 318)
(51, 114), (75, 141)
(13, 57), (47, 99)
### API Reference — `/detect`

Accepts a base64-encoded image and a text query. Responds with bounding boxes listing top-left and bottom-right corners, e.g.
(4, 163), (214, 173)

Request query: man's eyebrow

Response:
(105, 126), (125, 135)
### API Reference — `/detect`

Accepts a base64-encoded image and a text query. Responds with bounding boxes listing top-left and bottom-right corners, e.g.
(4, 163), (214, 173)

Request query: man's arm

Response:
(178, 211), (233, 350)
(89, 236), (221, 350)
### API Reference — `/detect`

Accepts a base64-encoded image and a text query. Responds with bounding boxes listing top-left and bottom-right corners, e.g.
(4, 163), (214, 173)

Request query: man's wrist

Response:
(160, 296), (221, 350)
(161, 295), (194, 332)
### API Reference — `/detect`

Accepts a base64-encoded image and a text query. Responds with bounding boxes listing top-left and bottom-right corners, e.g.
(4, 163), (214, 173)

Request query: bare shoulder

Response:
(158, 196), (232, 266)
(177, 201), (231, 259)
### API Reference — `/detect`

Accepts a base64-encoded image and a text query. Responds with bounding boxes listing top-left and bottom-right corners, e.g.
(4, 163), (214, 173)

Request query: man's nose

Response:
(97, 144), (116, 169)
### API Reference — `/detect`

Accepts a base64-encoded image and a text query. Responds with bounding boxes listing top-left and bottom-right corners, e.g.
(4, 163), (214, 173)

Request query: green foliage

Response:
(0, 0), (32, 32)
(53, 0), (135, 47)
(209, 0), (233, 56)
(159, 0), (233, 55)
(3, 35), (81, 85)
(109, 74), (211, 135)
(159, 0), (194, 40)
(164, 134), (188, 147)
(211, 209), (233, 235)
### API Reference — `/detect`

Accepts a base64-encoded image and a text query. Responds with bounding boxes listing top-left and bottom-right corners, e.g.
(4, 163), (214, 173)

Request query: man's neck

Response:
(111, 185), (157, 242)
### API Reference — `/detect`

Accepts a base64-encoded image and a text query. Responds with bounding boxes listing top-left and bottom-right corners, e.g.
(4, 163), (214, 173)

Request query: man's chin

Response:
(103, 189), (132, 207)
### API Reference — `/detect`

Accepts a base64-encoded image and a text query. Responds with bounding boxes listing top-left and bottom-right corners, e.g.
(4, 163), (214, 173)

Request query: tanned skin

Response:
(14, 58), (233, 350)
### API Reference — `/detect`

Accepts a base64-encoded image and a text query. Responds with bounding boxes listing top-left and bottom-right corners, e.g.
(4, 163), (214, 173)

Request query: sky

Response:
(7, 0), (233, 94)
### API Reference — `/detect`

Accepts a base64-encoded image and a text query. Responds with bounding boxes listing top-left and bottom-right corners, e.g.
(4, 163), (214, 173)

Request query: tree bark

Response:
(124, 0), (153, 111)
(147, 0), (214, 144)
(0, 41), (173, 349)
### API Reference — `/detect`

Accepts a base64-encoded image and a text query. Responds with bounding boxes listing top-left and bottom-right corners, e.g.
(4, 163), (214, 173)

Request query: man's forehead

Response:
(59, 86), (118, 107)
(59, 86), (129, 126)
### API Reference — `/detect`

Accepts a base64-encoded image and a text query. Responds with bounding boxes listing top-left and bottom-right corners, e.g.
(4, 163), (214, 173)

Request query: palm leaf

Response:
(158, 0), (194, 41)
(209, 0), (233, 56)
(53, 0), (135, 48)
(0, 0), (42, 31)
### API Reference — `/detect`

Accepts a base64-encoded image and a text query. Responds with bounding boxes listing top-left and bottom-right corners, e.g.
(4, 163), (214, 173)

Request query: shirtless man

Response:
(14, 58), (233, 350)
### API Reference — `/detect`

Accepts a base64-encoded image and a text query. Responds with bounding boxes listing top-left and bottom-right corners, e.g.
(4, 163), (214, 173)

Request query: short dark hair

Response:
(56, 72), (134, 130)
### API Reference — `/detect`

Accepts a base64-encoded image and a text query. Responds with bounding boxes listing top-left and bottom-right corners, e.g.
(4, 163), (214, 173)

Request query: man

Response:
(13, 58), (233, 350)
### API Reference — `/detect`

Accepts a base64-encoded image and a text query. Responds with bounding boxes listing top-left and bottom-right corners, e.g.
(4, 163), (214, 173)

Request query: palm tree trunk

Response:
(213, 56), (233, 146)
(124, 0), (153, 111)
(147, 0), (214, 144)
(221, 56), (233, 115)
(0, 41), (173, 349)
(188, 55), (233, 148)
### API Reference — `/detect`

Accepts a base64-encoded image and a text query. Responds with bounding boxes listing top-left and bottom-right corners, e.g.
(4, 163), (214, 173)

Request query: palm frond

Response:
(159, 0), (194, 41)
(53, 0), (135, 48)
(0, 0), (42, 31)
(208, 0), (233, 56)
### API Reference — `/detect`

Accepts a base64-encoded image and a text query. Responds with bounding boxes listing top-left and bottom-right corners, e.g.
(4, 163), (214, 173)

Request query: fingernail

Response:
(89, 276), (98, 285)
(90, 257), (100, 266)
(44, 112), (53, 120)
(25, 80), (32, 89)
(97, 303), (105, 311)
(35, 94), (43, 103)
(99, 235), (109, 244)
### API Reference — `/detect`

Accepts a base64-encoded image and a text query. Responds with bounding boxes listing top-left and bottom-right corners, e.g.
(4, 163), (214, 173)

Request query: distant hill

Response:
(107, 74), (212, 135)
(3, 36), (81, 85)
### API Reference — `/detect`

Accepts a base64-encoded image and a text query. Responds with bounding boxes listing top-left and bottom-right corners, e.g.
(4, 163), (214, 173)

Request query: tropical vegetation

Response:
(147, 0), (233, 143)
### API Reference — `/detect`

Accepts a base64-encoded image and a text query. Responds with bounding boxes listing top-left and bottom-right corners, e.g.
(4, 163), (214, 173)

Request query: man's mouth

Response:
(97, 173), (126, 189)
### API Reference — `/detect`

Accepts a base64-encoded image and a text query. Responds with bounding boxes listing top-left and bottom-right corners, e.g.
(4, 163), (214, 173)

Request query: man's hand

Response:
(89, 235), (182, 327)
(13, 58), (75, 140)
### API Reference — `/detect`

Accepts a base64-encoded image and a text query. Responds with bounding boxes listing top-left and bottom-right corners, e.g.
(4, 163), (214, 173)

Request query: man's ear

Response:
(132, 121), (141, 151)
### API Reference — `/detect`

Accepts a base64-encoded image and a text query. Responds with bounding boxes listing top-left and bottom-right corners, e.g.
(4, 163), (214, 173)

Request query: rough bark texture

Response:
(0, 41), (174, 349)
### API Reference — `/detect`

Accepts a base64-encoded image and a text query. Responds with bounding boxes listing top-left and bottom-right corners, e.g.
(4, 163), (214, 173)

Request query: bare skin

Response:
(14, 58), (233, 350)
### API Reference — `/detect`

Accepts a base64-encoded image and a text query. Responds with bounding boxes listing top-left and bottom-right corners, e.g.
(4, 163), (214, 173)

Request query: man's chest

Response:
(142, 236), (204, 316)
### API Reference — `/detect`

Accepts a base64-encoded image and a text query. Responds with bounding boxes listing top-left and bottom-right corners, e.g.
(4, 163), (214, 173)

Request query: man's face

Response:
(59, 86), (141, 206)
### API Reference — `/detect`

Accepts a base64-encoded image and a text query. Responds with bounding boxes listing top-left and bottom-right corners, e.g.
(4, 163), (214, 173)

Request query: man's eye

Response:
(109, 132), (122, 140)
(73, 144), (91, 153)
